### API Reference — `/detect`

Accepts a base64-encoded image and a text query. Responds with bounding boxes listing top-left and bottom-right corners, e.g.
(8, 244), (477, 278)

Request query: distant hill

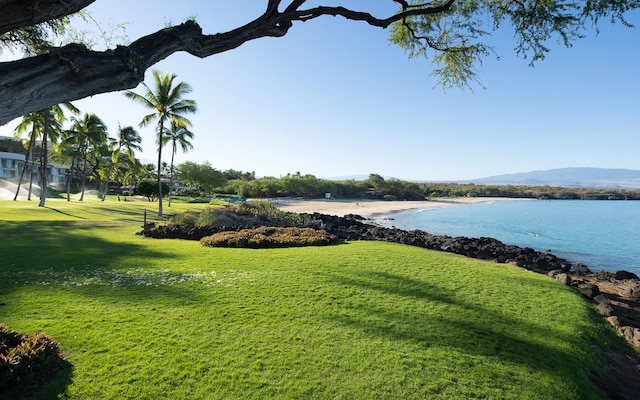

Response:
(466, 167), (640, 189)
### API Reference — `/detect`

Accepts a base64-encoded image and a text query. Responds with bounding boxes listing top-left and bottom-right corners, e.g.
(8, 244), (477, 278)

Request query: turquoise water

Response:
(381, 200), (640, 275)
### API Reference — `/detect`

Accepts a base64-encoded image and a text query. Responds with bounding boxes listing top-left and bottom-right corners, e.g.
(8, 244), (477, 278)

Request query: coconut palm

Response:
(13, 104), (77, 205)
(113, 156), (144, 201)
(65, 113), (108, 201)
(124, 70), (197, 216)
(57, 128), (82, 201)
(13, 112), (42, 201)
(163, 119), (194, 207)
(100, 125), (142, 201)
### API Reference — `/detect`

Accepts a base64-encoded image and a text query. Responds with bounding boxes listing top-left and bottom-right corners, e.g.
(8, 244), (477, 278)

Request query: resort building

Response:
(0, 151), (24, 180)
(0, 136), (69, 190)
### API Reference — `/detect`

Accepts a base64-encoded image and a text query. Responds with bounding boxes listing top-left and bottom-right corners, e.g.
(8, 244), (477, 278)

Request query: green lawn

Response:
(0, 198), (619, 399)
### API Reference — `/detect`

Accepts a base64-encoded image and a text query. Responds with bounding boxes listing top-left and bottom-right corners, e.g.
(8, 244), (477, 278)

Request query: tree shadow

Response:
(316, 269), (606, 396)
(45, 204), (150, 223)
(44, 206), (89, 219)
(0, 220), (158, 270)
(0, 220), (203, 303)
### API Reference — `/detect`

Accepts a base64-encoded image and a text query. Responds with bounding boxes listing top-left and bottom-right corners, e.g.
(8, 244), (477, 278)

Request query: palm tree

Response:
(114, 156), (144, 201)
(66, 113), (108, 201)
(13, 104), (77, 205)
(13, 112), (42, 201)
(125, 70), (197, 216)
(163, 119), (194, 207)
(58, 128), (82, 201)
(101, 125), (142, 201)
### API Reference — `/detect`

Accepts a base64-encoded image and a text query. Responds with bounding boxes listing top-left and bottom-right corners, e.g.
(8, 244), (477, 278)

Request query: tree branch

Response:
(0, 0), (95, 34)
(0, 1), (457, 125)
(288, 0), (455, 28)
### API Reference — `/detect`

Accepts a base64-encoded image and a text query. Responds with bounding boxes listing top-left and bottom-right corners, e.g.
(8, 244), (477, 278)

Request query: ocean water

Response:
(378, 200), (640, 275)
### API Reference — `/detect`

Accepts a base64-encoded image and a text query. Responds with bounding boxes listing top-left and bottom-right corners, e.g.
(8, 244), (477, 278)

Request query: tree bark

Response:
(79, 150), (87, 201)
(168, 145), (176, 208)
(38, 112), (49, 207)
(101, 163), (113, 201)
(66, 153), (78, 201)
(157, 121), (164, 217)
(27, 160), (35, 200)
(0, 1), (454, 125)
(0, 0), (95, 35)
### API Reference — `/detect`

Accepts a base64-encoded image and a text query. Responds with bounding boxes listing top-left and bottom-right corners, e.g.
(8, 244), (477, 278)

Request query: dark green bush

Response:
(134, 181), (170, 201)
(0, 324), (69, 396)
(187, 197), (211, 204)
(234, 201), (312, 226)
(169, 211), (200, 225)
(200, 226), (338, 248)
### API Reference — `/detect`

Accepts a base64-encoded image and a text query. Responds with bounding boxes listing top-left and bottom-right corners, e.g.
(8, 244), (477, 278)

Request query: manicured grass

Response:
(0, 199), (619, 399)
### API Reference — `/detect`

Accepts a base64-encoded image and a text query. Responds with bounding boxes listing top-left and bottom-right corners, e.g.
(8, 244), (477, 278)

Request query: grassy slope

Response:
(0, 198), (619, 399)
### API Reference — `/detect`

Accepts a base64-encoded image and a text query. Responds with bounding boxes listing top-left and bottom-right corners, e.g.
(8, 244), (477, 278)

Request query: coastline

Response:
(273, 197), (519, 218)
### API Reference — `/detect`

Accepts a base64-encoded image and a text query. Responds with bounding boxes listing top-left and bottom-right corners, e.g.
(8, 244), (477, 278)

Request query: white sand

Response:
(274, 198), (514, 217)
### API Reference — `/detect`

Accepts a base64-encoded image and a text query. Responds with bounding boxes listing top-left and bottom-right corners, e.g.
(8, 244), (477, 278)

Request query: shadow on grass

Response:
(319, 270), (608, 397)
(45, 204), (151, 223)
(0, 221), (204, 303)
(44, 206), (89, 220)
(0, 221), (158, 271)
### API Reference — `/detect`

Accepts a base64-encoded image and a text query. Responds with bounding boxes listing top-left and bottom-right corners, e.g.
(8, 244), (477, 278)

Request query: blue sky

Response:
(1, 1), (639, 181)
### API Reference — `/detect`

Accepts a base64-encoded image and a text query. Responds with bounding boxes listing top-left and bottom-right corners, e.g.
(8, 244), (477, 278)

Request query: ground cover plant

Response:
(200, 226), (338, 248)
(0, 199), (624, 399)
(0, 324), (70, 399)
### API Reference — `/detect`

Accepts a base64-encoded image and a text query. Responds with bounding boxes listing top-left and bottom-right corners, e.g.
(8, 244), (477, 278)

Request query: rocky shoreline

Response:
(140, 209), (640, 398)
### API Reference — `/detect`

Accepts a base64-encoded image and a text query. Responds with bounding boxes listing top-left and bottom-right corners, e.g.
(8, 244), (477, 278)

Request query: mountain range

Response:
(465, 167), (640, 189)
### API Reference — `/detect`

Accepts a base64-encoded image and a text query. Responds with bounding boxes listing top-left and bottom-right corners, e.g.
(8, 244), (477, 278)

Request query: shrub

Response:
(169, 211), (200, 225)
(134, 181), (170, 201)
(200, 226), (339, 248)
(187, 197), (212, 204)
(0, 324), (69, 396)
(234, 201), (312, 226)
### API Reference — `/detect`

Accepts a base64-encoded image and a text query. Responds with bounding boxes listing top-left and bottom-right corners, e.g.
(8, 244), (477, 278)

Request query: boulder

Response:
(597, 302), (614, 317)
(616, 270), (640, 280)
(573, 282), (600, 299)
(619, 326), (640, 348)
(555, 273), (571, 285)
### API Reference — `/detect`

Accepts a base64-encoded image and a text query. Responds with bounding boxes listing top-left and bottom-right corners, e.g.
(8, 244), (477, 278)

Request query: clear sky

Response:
(1, 1), (639, 181)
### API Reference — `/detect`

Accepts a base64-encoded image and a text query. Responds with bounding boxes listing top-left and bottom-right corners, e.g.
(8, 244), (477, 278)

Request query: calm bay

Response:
(378, 200), (640, 276)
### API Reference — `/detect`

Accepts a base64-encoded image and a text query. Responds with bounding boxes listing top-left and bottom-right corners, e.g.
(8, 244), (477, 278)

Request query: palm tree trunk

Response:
(168, 145), (176, 208)
(66, 167), (73, 201)
(79, 151), (87, 202)
(157, 122), (164, 216)
(38, 112), (49, 207)
(13, 160), (28, 201)
(13, 128), (35, 201)
(27, 160), (35, 200)
(66, 152), (78, 201)
(101, 163), (114, 202)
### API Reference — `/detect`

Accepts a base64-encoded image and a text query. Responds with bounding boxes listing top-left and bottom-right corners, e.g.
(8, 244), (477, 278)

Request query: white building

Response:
(0, 148), (69, 190)
(0, 151), (25, 180)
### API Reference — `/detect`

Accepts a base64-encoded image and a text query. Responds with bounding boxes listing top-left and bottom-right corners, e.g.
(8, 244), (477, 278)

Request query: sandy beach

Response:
(273, 198), (510, 217)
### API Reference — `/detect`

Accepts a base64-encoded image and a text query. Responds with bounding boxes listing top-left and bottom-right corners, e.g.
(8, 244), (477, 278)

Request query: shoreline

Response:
(273, 197), (521, 218)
